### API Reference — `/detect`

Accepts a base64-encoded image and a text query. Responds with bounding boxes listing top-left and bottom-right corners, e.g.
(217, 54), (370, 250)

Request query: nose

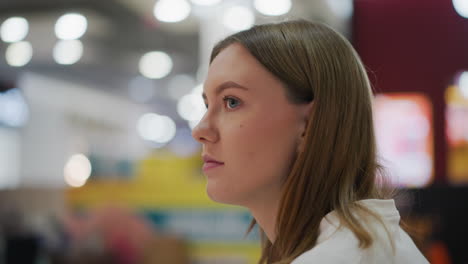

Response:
(191, 115), (218, 144)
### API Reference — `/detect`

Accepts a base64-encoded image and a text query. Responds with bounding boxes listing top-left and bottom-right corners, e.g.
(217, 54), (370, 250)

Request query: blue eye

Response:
(223, 96), (241, 109)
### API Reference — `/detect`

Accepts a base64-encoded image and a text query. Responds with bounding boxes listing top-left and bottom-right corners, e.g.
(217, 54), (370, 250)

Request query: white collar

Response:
(317, 199), (400, 243)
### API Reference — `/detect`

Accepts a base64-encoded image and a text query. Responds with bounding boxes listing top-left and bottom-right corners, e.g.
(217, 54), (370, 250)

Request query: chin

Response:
(206, 183), (240, 206)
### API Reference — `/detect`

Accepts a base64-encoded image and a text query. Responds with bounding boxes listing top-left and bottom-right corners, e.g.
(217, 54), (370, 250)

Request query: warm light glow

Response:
(139, 51), (173, 79)
(137, 113), (177, 143)
(0, 17), (29, 43)
(53, 40), (83, 65)
(5, 41), (33, 67)
(453, 0), (468, 18)
(254, 0), (291, 16)
(153, 0), (191, 23)
(64, 154), (92, 188)
(55, 13), (88, 40)
(223, 6), (254, 31)
(374, 94), (433, 187)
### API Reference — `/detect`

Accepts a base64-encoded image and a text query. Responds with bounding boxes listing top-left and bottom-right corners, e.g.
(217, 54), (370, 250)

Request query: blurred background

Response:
(0, 0), (467, 263)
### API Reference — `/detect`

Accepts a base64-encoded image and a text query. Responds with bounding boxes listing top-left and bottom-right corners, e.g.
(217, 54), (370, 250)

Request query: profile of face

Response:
(192, 43), (312, 208)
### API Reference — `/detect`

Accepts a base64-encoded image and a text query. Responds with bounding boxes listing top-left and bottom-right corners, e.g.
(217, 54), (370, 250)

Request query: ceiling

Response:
(0, 0), (351, 118)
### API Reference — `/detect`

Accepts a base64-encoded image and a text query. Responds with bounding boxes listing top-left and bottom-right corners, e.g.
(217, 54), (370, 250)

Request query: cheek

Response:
(239, 113), (299, 161)
(224, 113), (300, 188)
(205, 109), (302, 205)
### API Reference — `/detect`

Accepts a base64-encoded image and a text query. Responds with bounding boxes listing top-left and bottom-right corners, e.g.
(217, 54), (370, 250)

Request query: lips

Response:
(202, 154), (224, 172)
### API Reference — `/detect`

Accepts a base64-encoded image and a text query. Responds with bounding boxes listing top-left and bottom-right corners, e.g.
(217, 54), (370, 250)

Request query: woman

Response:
(192, 19), (428, 264)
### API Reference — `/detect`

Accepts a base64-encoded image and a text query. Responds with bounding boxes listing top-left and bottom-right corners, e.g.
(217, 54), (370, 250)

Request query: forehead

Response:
(205, 43), (281, 91)
(209, 43), (256, 71)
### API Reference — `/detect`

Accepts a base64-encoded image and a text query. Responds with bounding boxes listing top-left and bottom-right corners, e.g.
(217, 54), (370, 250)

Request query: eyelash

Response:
(204, 96), (242, 110)
(223, 96), (241, 110)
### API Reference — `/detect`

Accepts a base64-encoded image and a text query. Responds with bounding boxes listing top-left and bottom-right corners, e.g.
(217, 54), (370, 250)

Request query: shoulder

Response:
(291, 227), (363, 264)
(291, 199), (429, 264)
(292, 226), (428, 264)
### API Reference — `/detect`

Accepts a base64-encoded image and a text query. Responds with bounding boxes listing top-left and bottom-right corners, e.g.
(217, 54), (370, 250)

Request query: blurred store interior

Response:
(0, 0), (467, 263)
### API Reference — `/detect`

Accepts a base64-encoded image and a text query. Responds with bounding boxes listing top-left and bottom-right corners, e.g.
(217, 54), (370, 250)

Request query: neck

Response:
(247, 193), (281, 243)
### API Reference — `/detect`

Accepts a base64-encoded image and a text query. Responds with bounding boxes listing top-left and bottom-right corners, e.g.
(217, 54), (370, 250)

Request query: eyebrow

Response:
(202, 81), (249, 101)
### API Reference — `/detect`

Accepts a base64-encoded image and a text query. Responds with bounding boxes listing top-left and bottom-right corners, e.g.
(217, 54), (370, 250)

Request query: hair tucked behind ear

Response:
(210, 20), (393, 264)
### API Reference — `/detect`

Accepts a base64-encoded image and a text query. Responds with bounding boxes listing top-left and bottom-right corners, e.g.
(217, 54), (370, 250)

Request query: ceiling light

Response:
(0, 17), (29, 43)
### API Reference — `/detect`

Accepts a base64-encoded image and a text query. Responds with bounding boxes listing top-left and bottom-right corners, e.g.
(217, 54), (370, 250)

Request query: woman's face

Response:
(192, 43), (312, 207)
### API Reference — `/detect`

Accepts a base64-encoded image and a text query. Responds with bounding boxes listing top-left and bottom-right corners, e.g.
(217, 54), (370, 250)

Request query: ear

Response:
(297, 101), (314, 154)
(299, 101), (314, 137)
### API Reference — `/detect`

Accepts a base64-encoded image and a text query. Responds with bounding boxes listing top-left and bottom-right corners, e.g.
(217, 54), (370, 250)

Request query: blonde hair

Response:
(210, 20), (392, 264)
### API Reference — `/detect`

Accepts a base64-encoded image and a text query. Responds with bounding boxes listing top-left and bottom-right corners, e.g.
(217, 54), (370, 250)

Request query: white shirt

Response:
(292, 199), (429, 264)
